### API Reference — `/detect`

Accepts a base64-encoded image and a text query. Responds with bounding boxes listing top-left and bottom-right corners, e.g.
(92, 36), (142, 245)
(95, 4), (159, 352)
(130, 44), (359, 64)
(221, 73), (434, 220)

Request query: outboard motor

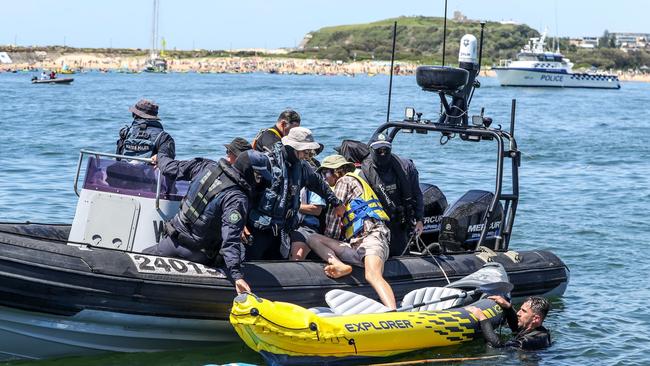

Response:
(419, 183), (448, 245)
(439, 190), (503, 253)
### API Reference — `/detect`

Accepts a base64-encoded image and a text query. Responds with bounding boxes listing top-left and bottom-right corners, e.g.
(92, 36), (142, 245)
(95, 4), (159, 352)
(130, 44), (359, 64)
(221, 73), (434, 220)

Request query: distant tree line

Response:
(292, 17), (650, 70)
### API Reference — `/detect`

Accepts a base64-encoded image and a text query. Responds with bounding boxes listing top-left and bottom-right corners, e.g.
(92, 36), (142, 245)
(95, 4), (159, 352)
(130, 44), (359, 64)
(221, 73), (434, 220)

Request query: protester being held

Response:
(467, 296), (552, 350)
(143, 150), (272, 294)
(289, 154), (348, 260)
(306, 154), (396, 309)
(252, 109), (301, 152)
(361, 137), (424, 256)
(247, 127), (344, 260)
(116, 99), (175, 159)
(225, 137), (252, 165)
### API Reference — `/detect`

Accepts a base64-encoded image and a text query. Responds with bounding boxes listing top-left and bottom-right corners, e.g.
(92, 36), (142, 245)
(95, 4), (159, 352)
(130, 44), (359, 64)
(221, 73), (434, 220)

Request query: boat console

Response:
(68, 150), (188, 252)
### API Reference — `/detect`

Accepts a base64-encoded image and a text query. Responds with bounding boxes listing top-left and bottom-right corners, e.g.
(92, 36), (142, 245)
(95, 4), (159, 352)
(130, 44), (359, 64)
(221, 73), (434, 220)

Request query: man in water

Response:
(468, 296), (552, 350)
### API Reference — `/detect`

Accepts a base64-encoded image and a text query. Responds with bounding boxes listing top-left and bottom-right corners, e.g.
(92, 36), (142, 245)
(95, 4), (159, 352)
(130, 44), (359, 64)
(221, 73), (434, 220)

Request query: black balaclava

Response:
(371, 147), (392, 171)
(233, 151), (268, 194)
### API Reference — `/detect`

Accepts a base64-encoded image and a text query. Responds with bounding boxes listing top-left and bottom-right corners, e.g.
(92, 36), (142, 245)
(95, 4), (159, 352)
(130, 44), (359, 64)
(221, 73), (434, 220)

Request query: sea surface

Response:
(1, 71), (649, 366)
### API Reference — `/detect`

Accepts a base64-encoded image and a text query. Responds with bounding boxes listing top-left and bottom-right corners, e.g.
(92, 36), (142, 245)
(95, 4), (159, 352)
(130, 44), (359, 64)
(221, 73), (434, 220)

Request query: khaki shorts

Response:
(337, 227), (390, 267)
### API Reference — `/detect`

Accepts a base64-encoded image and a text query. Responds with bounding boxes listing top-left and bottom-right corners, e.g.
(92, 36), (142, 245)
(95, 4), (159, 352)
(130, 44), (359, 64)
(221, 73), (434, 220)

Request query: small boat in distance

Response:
(31, 77), (74, 84)
(493, 31), (620, 89)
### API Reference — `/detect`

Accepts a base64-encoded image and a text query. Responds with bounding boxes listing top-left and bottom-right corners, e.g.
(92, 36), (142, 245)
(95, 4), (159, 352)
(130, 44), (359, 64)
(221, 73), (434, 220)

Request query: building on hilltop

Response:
(452, 11), (468, 22)
(569, 37), (599, 49)
(611, 32), (649, 51)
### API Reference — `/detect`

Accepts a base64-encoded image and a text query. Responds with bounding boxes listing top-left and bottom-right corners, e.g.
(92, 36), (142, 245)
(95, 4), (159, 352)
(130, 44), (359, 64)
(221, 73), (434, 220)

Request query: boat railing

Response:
(372, 110), (520, 252)
(73, 149), (166, 209)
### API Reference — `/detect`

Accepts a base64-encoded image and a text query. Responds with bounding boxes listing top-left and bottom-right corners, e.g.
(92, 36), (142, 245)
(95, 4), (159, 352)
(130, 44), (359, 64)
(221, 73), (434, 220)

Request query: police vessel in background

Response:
(493, 31), (620, 89)
(0, 32), (569, 361)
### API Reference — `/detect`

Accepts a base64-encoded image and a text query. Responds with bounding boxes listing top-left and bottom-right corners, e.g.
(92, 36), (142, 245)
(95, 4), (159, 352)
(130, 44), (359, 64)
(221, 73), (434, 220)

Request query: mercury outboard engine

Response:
(439, 190), (503, 253)
(419, 183), (448, 245)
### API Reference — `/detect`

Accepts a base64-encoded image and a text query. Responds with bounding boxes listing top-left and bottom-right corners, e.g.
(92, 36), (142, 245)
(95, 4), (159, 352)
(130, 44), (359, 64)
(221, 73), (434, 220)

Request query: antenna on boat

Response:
(439, 0), (449, 116)
(467, 21), (486, 107)
(442, 0), (448, 66)
(510, 99), (516, 137)
(386, 21), (398, 123)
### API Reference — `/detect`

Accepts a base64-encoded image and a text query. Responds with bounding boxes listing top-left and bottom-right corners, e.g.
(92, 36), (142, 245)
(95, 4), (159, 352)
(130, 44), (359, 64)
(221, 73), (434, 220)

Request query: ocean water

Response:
(1, 71), (649, 366)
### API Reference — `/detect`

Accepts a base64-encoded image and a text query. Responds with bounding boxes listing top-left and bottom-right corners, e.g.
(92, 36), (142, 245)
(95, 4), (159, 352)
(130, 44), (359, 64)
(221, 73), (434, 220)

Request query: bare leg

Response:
(324, 256), (352, 278)
(290, 241), (311, 260)
(307, 233), (353, 278)
(364, 255), (396, 310)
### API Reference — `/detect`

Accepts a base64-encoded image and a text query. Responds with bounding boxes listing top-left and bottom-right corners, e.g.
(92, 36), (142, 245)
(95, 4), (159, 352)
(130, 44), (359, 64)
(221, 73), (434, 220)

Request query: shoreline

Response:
(2, 53), (649, 82)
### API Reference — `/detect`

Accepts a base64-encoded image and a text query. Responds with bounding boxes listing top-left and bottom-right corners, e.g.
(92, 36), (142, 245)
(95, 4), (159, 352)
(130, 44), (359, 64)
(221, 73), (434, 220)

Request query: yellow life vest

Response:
(341, 171), (389, 240)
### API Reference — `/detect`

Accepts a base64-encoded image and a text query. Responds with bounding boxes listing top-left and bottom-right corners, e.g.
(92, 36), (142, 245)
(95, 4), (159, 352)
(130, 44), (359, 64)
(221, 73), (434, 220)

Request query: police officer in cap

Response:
(361, 137), (424, 257)
(225, 137), (252, 165)
(144, 149), (272, 294)
(117, 99), (175, 159)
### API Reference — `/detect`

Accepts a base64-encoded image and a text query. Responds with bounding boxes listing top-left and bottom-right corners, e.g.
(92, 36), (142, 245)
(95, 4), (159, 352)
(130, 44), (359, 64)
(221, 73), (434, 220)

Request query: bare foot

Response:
(324, 258), (352, 278)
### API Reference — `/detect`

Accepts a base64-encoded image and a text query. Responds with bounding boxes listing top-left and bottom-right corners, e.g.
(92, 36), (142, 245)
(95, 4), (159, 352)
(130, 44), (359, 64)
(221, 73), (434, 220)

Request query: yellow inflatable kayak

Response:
(230, 292), (503, 365)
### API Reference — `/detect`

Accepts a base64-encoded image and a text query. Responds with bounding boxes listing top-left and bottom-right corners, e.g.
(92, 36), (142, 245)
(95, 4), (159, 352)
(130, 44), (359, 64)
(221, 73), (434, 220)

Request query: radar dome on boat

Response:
(459, 34), (478, 64)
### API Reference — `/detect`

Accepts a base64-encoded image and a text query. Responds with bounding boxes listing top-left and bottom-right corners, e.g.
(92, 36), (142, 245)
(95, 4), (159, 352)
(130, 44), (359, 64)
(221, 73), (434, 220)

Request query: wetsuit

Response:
(479, 306), (551, 350)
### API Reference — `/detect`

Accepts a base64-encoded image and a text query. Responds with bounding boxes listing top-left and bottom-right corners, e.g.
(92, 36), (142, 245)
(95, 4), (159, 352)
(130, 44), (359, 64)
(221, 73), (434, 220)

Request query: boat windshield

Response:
(82, 156), (188, 201)
(517, 53), (539, 61)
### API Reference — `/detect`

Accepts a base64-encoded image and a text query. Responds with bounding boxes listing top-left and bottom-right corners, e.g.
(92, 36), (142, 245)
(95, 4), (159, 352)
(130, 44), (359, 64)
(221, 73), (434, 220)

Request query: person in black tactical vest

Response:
(252, 109), (301, 153)
(143, 149), (272, 294)
(116, 99), (175, 159)
(247, 127), (344, 260)
(361, 137), (424, 257)
(467, 296), (552, 350)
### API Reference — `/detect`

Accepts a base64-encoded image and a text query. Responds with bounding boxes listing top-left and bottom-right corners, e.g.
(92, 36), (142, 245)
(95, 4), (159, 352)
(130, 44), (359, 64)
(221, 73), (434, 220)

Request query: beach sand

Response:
(3, 52), (649, 82)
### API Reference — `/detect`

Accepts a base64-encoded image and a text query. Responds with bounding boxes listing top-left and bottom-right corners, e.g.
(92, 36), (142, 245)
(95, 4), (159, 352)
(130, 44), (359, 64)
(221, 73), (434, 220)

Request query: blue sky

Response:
(1, 0), (646, 50)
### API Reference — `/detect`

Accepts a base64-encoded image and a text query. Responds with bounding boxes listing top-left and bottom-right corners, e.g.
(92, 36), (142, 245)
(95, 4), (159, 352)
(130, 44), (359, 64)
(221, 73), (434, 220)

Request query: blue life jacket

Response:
(341, 171), (390, 239)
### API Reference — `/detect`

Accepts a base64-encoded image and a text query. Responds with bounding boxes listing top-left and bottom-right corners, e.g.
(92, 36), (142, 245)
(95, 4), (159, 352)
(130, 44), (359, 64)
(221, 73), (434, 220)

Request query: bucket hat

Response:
(316, 154), (355, 172)
(129, 99), (160, 120)
(281, 127), (321, 151)
(225, 137), (252, 157)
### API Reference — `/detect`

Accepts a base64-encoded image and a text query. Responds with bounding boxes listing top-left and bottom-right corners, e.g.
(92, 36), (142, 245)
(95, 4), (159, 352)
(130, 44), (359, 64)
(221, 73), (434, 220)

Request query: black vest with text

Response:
(120, 119), (165, 158)
(170, 160), (242, 249)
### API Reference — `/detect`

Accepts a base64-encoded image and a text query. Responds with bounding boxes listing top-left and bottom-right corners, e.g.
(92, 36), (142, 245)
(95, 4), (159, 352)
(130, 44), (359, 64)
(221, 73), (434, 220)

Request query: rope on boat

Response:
(405, 234), (451, 285)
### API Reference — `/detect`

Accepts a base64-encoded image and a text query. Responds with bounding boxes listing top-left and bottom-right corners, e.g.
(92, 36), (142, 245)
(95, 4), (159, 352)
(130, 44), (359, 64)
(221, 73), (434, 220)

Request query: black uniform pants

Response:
(388, 221), (409, 257)
(246, 227), (283, 260)
(143, 235), (211, 265)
